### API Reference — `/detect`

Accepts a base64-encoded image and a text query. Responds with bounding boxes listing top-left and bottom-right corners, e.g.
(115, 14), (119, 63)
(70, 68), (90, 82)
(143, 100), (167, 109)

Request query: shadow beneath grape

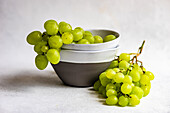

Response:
(0, 70), (66, 92)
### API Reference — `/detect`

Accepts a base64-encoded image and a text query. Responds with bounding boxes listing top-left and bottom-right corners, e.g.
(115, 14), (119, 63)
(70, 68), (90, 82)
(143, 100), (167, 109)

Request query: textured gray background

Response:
(0, 0), (170, 113)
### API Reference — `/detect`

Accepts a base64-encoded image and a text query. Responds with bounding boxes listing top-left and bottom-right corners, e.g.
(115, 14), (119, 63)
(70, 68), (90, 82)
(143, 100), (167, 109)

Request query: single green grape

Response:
(112, 68), (120, 73)
(103, 35), (116, 42)
(48, 35), (63, 49)
(100, 75), (111, 87)
(129, 94), (140, 106)
(72, 28), (83, 41)
(83, 34), (94, 44)
(77, 39), (90, 44)
(44, 20), (58, 35)
(35, 54), (48, 70)
(93, 80), (101, 91)
(34, 41), (47, 54)
(145, 71), (154, 80)
(131, 86), (144, 99)
(106, 83), (116, 91)
(46, 49), (60, 64)
(106, 95), (118, 105)
(105, 69), (116, 79)
(118, 96), (129, 107)
(141, 85), (150, 97)
(119, 53), (130, 62)
(133, 64), (143, 75)
(113, 72), (124, 83)
(121, 83), (132, 94)
(27, 31), (42, 45)
(75, 27), (84, 34)
(106, 89), (117, 97)
(41, 45), (49, 53)
(98, 85), (105, 94)
(84, 31), (92, 35)
(62, 32), (73, 44)
(109, 60), (119, 68)
(140, 74), (150, 85)
(58, 21), (72, 34)
(99, 72), (107, 81)
(130, 69), (141, 82)
(119, 60), (130, 70)
(123, 75), (132, 83)
(94, 35), (103, 43)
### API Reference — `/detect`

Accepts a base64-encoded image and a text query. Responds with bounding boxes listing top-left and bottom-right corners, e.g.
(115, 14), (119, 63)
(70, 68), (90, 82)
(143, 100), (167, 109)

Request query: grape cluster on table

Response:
(93, 52), (154, 106)
(26, 20), (117, 70)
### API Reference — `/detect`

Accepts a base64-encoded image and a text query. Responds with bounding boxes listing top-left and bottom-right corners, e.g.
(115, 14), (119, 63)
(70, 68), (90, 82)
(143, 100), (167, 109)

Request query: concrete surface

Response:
(0, 0), (170, 113)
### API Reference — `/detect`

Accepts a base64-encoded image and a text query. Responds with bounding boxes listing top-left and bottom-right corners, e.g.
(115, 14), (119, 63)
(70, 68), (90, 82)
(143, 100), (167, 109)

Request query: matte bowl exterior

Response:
(51, 61), (111, 87)
(61, 29), (120, 51)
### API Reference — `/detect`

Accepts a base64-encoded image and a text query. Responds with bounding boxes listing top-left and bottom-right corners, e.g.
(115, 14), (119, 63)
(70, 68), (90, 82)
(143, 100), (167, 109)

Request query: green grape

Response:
(119, 53), (130, 62)
(102, 89), (107, 98)
(103, 35), (116, 42)
(44, 20), (58, 35)
(130, 69), (141, 82)
(94, 35), (103, 43)
(72, 28), (83, 41)
(106, 83), (116, 91)
(121, 83), (132, 94)
(130, 83), (135, 87)
(84, 31), (92, 35)
(118, 96), (129, 107)
(100, 76), (111, 87)
(123, 75), (132, 83)
(46, 49), (60, 64)
(58, 21), (72, 34)
(34, 41), (47, 54)
(93, 80), (101, 91)
(141, 85), (150, 97)
(83, 34), (94, 44)
(62, 32), (73, 44)
(106, 95), (118, 105)
(112, 68), (120, 72)
(77, 39), (90, 44)
(48, 35), (63, 49)
(105, 69), (116, 79)
(113, 72), (124, 83)
(98, 85), (105, 94)
(99, 72), (107, 81)
(133, 64), (143, 75)
(119, 60), (130, 70)
(106, 89), (117, 97)
(75, 27), (84, 34)
(145, 71), (154, 80)
(140, 74), (150, 85)
(27, 31), (42, 45)
(41, 45), (49, 53)
(42, 32), (50, 41)
(109, 60), (119, 68)
(129, 94), (140, 106)
(131, 86), (144, 99)
(35, 54), (48, 70)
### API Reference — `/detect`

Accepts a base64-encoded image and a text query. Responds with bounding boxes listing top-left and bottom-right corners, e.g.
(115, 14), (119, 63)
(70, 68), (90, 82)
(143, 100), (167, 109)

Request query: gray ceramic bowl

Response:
(62, 29), (120, 51)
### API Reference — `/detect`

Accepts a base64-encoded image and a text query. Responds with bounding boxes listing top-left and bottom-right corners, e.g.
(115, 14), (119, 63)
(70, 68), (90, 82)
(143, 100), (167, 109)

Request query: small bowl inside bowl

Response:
(61, 29), (120, 51)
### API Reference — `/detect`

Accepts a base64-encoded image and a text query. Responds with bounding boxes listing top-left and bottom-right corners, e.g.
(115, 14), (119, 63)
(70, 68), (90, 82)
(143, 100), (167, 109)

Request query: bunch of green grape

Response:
(26, 19), (117, 70)
(93, 42), (154, 106)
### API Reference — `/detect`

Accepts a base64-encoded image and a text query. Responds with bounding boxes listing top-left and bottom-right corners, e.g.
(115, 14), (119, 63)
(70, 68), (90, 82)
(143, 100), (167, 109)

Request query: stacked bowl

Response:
(51, 29), (120, 87)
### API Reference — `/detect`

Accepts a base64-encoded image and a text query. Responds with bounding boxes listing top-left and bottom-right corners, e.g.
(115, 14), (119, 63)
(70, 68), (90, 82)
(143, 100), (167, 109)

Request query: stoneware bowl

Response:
(61, 29), (120, 51)
(52, 29), (120, 87)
